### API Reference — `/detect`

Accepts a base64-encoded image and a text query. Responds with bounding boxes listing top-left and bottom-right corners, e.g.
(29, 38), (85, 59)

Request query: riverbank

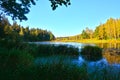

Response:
(54, 39), (120, 43)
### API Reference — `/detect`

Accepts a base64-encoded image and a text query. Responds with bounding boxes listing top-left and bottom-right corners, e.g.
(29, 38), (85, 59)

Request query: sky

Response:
(9, 0), (120, 37)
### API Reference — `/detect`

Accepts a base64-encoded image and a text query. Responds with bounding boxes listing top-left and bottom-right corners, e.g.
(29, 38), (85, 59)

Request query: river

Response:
(33, 41), (120, 73)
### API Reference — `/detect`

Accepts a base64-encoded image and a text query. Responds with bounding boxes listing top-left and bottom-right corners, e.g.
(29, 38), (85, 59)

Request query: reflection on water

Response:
(96, 43), (120, 64)
(103, 50), (120, 64)
(33, 41), (120, 49)
(35, 55), (120, 75)
(96, 43), (120, 49)
(33, 42), (120, 64)
(74, 56), (120, 73)
(33, 41), (120, 76)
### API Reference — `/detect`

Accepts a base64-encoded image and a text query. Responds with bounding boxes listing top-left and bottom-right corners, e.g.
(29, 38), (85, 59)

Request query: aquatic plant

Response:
(37, 44), (79, 56)
(80, 45), (103, 61)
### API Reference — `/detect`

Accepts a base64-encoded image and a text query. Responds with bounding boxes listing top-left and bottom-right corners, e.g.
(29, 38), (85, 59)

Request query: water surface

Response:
(33, 41), (120, 73)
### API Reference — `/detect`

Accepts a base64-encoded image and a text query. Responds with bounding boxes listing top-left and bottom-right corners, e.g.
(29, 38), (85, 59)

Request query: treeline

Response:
(0, 16), (55, 42)
(57, 18), (120, 40)
(94, 18), (120, 40)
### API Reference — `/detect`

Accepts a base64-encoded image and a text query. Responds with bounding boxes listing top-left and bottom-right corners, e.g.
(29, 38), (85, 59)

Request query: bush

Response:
(80, 45), (103, 61)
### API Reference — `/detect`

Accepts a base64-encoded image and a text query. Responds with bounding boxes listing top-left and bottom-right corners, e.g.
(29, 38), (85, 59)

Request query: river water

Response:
(33, 41), (120, 73)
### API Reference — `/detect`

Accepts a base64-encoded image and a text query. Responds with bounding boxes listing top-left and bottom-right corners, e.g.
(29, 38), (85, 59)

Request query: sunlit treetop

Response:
(0, 0), (71, 21)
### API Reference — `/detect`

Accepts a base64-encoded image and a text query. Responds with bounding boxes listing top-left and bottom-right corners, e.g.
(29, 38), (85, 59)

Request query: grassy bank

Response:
(54, 39), (120, 43)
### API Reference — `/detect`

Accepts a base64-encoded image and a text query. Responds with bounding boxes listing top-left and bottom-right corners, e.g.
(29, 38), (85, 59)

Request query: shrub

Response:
(80, 45), (103, 61)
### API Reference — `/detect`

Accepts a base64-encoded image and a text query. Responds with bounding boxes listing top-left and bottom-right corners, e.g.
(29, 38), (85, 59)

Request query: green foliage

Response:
(14, 43), (79, 57)
(54, 45), (79, 56)
(81, 30), (90, 39)
(0, 47), (34, 68)
(50, 0), (71, 10)
(80, 45), (103, 61)
(18, 61), (88, 80)
(0, 0), (36, 21)
(37, 44), (79, 56)
(0, 16), (55, 42)
(0, 38), (23, 50)
(0, 0), (71, 21)
(0, 47), (34, 80)
(0, 39), (79, 57)
(94, 26), (100, 39)
(80, 27), (93, 39)
(20, 43), (39, 57)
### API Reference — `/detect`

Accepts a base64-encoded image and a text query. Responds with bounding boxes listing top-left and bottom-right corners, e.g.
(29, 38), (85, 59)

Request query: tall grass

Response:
(0, 47), (34, 80)
(18, 61), (88, 80)
(80, 45), (103, 61)
(35, 44), (79, 57)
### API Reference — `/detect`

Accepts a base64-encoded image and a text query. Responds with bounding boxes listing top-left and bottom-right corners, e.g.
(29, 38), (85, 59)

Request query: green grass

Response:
(0, 47), (34, 80)
(18, 61), (88, 80)
(37, 44), (79, 56)
(80, 45), (103, 61)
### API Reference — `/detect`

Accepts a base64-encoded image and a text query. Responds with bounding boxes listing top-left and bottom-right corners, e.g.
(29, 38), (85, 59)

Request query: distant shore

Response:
(53, 39), (120, 43)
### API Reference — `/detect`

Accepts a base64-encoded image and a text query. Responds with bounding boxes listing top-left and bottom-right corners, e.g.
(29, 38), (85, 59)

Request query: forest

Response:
(57, 18), (120, 41)
(0, 16), (55, 42)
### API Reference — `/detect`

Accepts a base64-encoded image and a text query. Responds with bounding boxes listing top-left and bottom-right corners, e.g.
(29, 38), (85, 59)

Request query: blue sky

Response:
(9, 0), (120, 37)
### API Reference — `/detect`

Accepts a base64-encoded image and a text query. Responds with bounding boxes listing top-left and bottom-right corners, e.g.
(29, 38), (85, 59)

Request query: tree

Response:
(4, 25), (12, 36)
(0, 0), (71, 21)
(0, 15), (10, 38)
(12, 21), (20, 33)
(0, 0), (36, 21)
(85, 27), (93, 39)
(94, 26), (99, 39)
(50, 0), (71, 10)
(49, 31), (55, 40)
(81, 30), (89, 39)
(19, 27), (25, 36)
(0, 16), (55, 41)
